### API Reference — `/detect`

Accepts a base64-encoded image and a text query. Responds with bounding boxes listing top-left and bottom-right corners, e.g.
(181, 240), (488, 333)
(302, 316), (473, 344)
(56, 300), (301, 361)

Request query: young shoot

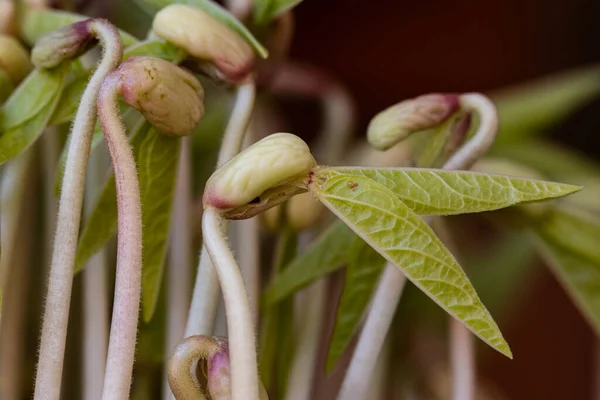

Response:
(97, 56), (203, 399)
(34, 19), (123, 400)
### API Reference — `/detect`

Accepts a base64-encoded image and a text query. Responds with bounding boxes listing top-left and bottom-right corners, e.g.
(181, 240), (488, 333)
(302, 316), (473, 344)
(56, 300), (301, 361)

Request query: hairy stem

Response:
(164, 137), (193, 400)
(0, 150), (35, 400)
(82, 149), (109, 400)
(35, 20), (122, 400)
(202, 207), (260, 399)
(186, 79), (255, 337)
(340, 92), (497, 399)
(97, 72), (143, 400)
(168, 335), (219, 400)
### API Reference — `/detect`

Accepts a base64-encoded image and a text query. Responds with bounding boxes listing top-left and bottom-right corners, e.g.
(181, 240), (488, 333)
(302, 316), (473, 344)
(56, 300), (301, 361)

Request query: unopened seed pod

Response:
(117, 56), (204, 136)
(203, 133), (316, 210)
(152, 4), (254, 83)
(0, 34), (32, 84)
(367, 94), (460, 150)
(31, 20), (95, 69)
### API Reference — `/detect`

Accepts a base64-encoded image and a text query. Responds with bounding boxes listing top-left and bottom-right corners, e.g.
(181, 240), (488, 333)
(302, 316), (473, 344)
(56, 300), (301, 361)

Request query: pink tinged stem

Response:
(97, 73), (143, 400)
(167, 335), (217, 400)
(185, 79), (255, 337)
(35, 20), (122, 400)
(202, 207), (260, 400)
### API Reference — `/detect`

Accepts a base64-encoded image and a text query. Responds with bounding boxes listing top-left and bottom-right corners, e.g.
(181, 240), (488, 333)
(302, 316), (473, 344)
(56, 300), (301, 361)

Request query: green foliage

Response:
(532, 207), (600, 333)
(259, 227), (297, 396)
(326, 237), (385, 372)
(491, 66), (600, 144)
(0, 66), (68, 165)
(263, 221), (355, 305)
(76, 122), (181, 321)
(253, 0), (303, 25)
(309, 171), (513, 357)
(317, 167), (581, 215)
(135, 0), (269, 57)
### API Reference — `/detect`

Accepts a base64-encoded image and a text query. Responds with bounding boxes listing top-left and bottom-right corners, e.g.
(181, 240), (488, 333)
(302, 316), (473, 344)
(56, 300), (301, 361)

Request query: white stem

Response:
(450, 318), (474, 400)
(98, 73), (143, 400)
(284, 279), (326, 400)
(202, 207), (260, 400)
(185, 80), (255, 337)
(35, 21), (123, 400)
(316, 84), (355, 164)
(82, 149), (109, 400)
(164, 137), (193, 400)
(338, 265), (407, 400)
(444, 93), (498, 171)
(0, 150), (34, 400)
(367, 336), (390, 400)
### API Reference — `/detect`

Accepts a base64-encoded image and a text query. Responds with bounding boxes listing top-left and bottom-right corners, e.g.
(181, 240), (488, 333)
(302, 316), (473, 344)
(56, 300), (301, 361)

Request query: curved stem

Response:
(35, 20), (122, 400)
(185, 79), (255, 337)
(168, 335), (219, 400)
(82, 149), (109, 400)
(97, 73), (143, 400)
(202, 207), (260, 400)
(340, 92), (498, 399)
(164, 137), (193, 400)
(338, 265), (407, 400)
(444, 93), (498, 170)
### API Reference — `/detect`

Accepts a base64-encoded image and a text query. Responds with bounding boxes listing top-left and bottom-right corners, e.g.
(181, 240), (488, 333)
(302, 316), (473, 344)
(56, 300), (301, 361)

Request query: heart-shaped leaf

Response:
(76, 121), (181, 321)
(326, 237), (385, 372)
(253, 0), (303, 25)
(317, 167), (581, 216)
(135, 0), (268, 58)
(0, 66), (68, 165)
(309, 171), (512, 357)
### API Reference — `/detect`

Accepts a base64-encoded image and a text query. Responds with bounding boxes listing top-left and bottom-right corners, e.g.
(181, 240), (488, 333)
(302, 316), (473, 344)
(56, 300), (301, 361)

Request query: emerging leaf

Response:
(309, 172), (512, 357)
(0, 66), (68, 165)
(326, 237), (385, 372)
(316, 167), (581, 216)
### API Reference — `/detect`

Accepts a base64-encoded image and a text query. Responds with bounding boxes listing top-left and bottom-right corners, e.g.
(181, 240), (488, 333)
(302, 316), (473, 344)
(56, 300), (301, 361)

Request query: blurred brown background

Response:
(287, 0), (600, 398)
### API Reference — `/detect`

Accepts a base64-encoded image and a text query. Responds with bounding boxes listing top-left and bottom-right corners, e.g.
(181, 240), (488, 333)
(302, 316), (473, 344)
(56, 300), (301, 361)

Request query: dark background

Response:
(287, 1), (600, 399)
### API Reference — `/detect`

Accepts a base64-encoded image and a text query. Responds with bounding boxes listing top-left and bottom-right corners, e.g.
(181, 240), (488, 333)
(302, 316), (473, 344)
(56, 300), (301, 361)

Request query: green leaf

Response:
(135, 0), (269, 58)
(20, 9), (139, 47)
(326, 237), (385, 372)
(121, 39), (187, 61)
(76, 121), (180, 321)
(491, 66), (600, 144)
(253, 0), (303, 25)
(0, 66), (68, 165)
(309, 172), (512, 357)
(49, 74), (88, 126)
(532, 208), (600, 333)
(315, 167), (581, 216)
(262, 221), (355, 306)
(137, 126), (181, 321)
(259, 227), (297, 395)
